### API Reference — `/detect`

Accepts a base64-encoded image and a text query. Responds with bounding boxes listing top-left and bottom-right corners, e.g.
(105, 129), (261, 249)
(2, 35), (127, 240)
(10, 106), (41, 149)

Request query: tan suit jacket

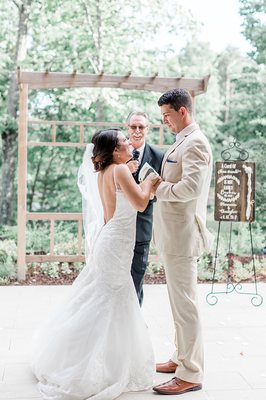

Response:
(154, 122), (213, 257)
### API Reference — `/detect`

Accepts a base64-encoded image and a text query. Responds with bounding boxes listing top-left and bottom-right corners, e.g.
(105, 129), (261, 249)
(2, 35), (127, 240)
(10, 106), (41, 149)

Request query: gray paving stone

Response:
(0, 283), (265, 399)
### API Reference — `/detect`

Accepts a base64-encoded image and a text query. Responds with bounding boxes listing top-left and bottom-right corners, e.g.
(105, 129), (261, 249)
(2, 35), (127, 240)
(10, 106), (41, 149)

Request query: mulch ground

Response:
(7, 265), (266, 286)
(9, 265), (167, 286)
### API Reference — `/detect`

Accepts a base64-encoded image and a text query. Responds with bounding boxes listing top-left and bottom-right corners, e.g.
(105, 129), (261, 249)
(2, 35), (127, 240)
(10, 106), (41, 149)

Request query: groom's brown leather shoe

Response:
(153, 377), (202, 395)
(156, 360), (178, 373)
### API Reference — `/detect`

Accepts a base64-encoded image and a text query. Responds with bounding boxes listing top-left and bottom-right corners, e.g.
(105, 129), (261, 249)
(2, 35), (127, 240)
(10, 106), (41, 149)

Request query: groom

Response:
(126, 111), (164, 306)
(153, 89), (213, 395)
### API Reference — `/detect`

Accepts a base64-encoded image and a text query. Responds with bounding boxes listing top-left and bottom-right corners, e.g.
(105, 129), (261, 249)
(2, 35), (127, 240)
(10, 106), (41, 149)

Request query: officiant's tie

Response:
(132, 149), (140, 181)
(132, 149), (140, 161)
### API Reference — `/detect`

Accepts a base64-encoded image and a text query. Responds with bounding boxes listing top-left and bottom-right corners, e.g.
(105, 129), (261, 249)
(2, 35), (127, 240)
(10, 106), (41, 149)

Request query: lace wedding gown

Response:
(31, 191), (155, 400)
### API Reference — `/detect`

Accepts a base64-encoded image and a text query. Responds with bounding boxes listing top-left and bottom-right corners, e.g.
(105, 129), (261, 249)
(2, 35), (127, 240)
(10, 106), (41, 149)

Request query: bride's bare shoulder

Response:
(114, 164), (130, 176)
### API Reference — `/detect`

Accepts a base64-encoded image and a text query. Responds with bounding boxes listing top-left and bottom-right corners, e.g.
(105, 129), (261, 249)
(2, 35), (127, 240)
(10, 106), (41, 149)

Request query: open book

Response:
(139, 162), (159, 182)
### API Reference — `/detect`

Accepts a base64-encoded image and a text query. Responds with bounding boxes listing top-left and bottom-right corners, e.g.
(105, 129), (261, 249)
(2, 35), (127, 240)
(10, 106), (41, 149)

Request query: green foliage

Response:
(209, 221), (265, 256)
(0, 239), (17, 283)
(240, 0), (266, 64)
(233, 259), (254, 281)
(197, 219), (266, 282)
(61, 262), (72, 275)
(1, 0), (264, 225)
(25, 221), (85, 255)
(73, 262), (84, 273)
(27, 146), (83, 213)
(247, 137), (266, 222)
(40, 262), (60, 278)
(26, 223), (50, 254)
(0, 225), (17, 242)
(0, 1), (265, 287)
(197, 252), (228, 282)
(146, 261), (162, 276)
(54, 222), (84, 255)
(178, 40), (222, 143)
(220, 62), (266, 142)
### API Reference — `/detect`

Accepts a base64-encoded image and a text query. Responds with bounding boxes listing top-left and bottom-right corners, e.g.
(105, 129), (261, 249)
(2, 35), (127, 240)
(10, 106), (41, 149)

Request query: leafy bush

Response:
(0, 240), (17, 283)
(233, 259), (254, 281)
(73, 262), (85, 273)
(61, 262), (72, 274)
(26, 222), (50, 254)
(0, 225), (17, 242)
(40, 262), (60, 278)
(146, 261), (162, 276)
(197, 252), (229, 282)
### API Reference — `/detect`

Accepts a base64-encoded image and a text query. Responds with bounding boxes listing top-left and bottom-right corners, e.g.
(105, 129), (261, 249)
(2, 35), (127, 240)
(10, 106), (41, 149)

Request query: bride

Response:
(31, 128), (161, 400)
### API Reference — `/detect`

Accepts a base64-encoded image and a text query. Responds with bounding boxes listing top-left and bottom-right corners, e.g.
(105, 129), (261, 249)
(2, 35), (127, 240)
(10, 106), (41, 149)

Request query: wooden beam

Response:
(17, 71), (208, 94)
(17, 83), (28, 280)
(26, 255), (85, 263)
(25, 254), (159, 263)
(28, 119), (125, 127)
(28, 141), (86, 147)
(26, 212), (83, 221)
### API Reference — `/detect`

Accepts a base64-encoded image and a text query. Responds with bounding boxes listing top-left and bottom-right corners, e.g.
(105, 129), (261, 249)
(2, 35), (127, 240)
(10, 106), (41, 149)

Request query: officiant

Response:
(126, 111), (164, 306)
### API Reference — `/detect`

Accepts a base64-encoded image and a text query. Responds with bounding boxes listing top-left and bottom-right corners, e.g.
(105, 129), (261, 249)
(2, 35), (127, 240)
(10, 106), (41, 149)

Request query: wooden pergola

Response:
(17, 70), (210, 280)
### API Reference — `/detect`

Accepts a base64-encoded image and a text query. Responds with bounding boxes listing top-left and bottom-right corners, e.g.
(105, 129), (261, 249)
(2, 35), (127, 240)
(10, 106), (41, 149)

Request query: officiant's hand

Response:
(126, 160), (139, 174)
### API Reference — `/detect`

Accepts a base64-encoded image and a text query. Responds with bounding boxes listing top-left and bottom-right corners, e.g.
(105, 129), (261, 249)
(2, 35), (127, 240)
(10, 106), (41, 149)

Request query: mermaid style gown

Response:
(31, 191), (155, 400)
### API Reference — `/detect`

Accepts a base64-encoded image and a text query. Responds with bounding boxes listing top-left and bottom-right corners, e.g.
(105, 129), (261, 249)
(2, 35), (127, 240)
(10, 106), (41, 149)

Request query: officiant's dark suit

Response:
(127, 111), (164, 306)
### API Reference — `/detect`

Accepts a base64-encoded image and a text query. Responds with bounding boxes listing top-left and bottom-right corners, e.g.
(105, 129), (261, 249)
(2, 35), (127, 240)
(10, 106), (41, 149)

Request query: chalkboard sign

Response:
(214, 161), (255, 222)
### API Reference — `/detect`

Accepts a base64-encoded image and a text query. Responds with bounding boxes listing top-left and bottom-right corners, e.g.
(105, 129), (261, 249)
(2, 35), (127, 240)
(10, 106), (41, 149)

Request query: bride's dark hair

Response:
(91, 128), (120, 171)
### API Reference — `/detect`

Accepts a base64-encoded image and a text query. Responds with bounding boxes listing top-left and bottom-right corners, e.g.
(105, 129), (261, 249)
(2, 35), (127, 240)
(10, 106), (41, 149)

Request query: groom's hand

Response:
(127, 160), (139, 174)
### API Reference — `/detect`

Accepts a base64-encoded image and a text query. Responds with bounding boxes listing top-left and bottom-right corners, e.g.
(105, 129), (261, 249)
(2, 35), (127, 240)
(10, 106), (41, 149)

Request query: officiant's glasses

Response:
(128, 125), (148, 131)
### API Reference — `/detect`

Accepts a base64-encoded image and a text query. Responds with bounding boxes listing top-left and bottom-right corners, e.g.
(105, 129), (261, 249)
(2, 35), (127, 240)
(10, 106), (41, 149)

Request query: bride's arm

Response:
(114, 164), (157, 212)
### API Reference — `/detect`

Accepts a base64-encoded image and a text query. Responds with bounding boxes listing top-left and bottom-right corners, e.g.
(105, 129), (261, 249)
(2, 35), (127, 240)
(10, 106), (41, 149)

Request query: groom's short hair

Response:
(158, 89), (193, 114)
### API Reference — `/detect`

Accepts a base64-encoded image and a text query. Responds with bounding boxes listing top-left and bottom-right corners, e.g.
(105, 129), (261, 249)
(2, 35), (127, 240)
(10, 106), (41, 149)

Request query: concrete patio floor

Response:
(0, 282), (266, 400)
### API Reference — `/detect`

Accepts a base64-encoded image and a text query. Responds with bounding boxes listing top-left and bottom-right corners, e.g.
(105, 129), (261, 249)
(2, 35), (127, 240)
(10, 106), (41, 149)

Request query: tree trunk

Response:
(224, 65), (231, 123)
(28, 148), (46, 211)
(0, 129), (17, 224)
(0, 0), (32, 225)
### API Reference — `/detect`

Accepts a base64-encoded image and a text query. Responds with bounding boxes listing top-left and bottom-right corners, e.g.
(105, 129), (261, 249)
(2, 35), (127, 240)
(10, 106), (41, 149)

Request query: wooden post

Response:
(52, 124), (56, 143)
(79, 124), (84, 145)
(77, 220), (82, 255)
(50, 220), (55, 255)
(191, 93), (196, 116)
(17, 83), (28, 280)
(159, 125), (164, 146)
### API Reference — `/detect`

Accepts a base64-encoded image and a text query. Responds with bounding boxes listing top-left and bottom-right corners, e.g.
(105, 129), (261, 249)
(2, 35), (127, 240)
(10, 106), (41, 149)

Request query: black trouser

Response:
(131, 241), (150, 306)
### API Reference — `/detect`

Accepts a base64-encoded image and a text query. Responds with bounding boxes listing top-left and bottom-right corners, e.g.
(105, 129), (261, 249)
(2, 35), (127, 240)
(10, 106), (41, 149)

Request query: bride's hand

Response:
(150, 175), (162, 193)
(140, 173), (162, 193)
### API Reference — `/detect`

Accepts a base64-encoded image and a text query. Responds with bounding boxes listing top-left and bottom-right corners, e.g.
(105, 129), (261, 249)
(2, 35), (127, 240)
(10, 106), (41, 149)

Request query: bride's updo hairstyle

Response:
(91, 128), (120, 172)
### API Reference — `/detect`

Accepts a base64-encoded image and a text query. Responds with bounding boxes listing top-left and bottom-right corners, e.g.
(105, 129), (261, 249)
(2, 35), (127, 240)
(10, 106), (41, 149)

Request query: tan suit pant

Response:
(161, 253), (204, 383)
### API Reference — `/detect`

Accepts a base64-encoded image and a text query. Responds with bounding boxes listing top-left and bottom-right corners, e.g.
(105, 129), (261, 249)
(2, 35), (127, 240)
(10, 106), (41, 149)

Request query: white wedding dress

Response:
(31, 190), (155, 400)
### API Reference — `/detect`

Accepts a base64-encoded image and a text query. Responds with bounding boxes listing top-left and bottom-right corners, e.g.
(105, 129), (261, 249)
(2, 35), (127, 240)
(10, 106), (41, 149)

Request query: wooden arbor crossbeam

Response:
(17, 70), (210, 95)
(17, 69), (210, 280)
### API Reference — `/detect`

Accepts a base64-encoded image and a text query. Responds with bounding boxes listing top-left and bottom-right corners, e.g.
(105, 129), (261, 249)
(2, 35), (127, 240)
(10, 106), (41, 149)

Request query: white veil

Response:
(77, 143), (104, 260)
